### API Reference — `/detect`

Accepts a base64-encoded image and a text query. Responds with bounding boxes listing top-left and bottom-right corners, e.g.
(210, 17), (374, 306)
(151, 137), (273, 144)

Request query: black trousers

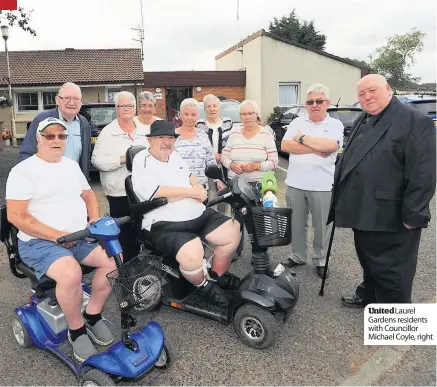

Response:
(353, 228), (422, 303)
(106, 196), (139, 262)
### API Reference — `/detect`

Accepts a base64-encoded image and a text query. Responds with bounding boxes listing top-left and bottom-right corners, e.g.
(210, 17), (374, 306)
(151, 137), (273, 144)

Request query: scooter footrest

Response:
(57, 320), (121, 363)
(183, 291), (228, 314)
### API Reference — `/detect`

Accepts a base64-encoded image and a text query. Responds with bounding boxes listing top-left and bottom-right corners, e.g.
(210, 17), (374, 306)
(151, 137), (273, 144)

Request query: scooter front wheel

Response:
(233, 304), (279, 349)
(12, 316), (32, 348)
(154, 341), (173, 369)
(80, 369), (115, 386)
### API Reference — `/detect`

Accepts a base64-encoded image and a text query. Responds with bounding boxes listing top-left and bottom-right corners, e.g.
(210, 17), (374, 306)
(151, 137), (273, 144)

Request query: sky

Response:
(3, 0), (436, 83)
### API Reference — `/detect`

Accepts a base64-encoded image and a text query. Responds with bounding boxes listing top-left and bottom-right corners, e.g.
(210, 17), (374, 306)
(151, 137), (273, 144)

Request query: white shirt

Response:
(206, 119), (222, 154)
(132, 149), (205, 231)
(91, 119), (149, 197)
(283, 115), (344, 191)
(133, 116), (162, 136)
(6, 156), (91, 241)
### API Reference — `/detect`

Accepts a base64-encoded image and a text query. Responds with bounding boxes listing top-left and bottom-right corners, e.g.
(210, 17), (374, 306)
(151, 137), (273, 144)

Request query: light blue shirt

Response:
(59, 109), (82, 163)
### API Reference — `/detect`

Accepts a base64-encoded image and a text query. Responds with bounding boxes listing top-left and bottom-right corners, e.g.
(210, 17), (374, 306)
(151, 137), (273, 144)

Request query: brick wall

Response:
(192, 86), (245, 103)
(143, 87), (167, 119)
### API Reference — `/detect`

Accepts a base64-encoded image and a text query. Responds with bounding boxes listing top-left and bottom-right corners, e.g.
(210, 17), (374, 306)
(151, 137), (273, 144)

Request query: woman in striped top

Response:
(222, 100), (278, 183)
(175, 98), (216, 190)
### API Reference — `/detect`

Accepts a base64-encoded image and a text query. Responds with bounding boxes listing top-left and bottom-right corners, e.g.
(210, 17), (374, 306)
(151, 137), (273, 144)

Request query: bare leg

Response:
(80, 246), (117, 315)
(176, 238), (205, 285)
(205, 219), (241, 275)
(46, 257), (84, 330)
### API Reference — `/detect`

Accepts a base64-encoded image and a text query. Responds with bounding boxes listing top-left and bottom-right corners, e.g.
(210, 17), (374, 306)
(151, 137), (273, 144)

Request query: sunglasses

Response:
(41, 133), (68, 140)
(305, 99), (327, 105)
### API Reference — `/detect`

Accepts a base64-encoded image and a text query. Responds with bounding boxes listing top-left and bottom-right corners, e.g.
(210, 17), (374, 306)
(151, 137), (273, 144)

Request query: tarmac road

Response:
(0, 148), (435, 386)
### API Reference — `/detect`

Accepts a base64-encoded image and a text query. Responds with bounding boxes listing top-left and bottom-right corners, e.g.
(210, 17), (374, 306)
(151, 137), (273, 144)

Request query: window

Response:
(42, 92), (57, 110)
(17, 92), (39, 111)
(279, 83), (299, 107)
(107, 88), (121, 102)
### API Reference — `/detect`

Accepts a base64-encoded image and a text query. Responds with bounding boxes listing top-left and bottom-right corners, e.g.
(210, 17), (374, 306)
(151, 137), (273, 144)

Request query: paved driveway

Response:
(0, 148), (435, 385)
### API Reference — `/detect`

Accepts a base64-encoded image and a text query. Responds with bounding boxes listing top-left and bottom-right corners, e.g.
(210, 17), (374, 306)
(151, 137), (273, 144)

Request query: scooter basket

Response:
(106, 254), (164, 314)
(251, 207), (292, 247)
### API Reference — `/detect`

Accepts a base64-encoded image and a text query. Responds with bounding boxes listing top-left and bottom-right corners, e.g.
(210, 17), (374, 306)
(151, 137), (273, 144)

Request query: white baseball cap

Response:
(36, 117), (67, 135)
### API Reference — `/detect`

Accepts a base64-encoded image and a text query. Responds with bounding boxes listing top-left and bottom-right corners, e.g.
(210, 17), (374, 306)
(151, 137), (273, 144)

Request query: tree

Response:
(344, 57), (369, 68)
(373, 29), (425, 89)
(268, 10), (326, 50)
(0, 7), (36, 36)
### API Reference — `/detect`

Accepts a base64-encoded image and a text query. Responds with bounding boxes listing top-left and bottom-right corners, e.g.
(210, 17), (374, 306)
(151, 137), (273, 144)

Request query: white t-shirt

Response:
(6, 156), (91, 241)
(131, 148), (205, 231)
(133, 116), (162, 136)
(206, 119), (222, 154)
(283, 115), (344, 191)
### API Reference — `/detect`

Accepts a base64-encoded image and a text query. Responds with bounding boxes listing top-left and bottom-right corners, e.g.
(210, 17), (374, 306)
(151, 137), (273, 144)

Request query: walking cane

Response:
(319, 222), (335, 296)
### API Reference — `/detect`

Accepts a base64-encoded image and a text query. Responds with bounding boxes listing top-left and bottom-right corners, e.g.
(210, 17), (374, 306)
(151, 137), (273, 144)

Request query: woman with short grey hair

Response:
(175, 98), (216, 191)
(92, 90), (148, 261)
(134, 91), (162, 134)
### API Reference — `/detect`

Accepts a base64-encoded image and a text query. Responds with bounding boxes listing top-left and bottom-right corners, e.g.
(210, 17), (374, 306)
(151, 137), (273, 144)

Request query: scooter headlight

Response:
(273, 263), (285, 277)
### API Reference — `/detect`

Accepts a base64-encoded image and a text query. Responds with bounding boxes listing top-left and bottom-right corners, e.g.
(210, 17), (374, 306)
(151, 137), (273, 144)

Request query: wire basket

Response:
(251, 207), (292, 247)
(106, 254), (164, 314)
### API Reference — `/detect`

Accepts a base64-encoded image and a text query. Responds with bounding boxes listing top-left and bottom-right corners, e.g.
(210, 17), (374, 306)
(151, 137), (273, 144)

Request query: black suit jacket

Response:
(328, 97), (436, 231)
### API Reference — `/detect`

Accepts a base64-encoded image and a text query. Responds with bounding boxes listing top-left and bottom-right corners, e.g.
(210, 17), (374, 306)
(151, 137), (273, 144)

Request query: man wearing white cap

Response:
(6, 117), (116, 362)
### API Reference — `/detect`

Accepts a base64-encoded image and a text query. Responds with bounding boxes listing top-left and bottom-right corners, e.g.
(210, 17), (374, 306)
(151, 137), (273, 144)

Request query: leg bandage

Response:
(180, 265), (204, 277)
(180, 259), (209, 287)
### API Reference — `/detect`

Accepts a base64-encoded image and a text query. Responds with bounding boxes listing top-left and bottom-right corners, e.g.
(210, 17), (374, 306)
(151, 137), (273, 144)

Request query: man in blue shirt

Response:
(18, 82), (91, 179)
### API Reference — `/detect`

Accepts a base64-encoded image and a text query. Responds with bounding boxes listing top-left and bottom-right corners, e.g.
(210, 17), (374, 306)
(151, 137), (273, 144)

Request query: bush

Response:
(267, 106), (287, 123)
(0, 96), (13, 109)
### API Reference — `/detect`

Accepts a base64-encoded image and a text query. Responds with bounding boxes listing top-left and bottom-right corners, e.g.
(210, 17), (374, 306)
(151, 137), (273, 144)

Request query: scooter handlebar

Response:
(206, 191), (232, 207)
(117, 216), (131, 226)
(57, 229), (90, 245)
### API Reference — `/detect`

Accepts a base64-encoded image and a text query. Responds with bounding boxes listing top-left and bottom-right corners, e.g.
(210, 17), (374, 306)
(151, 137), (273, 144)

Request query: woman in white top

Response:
(91, 91), (148, 261)
(133, 91), (162, 134)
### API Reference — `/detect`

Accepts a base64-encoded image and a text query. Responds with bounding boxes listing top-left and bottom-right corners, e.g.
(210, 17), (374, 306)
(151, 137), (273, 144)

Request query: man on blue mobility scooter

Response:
(131, 120), (242, 306)
(6, 117), (117, 362)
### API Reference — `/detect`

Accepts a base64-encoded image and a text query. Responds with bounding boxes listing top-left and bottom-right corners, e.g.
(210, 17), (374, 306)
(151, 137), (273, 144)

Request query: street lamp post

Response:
(1, 25), (17, 147)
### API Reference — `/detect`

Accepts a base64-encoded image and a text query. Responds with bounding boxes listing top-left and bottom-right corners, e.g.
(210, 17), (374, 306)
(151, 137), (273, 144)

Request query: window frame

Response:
(278, 82), (300, 107)
(16, 91), (40, 112)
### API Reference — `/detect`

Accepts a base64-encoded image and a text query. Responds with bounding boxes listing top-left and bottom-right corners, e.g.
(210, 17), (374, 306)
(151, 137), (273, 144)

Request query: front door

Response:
(166, 87), (192, 126)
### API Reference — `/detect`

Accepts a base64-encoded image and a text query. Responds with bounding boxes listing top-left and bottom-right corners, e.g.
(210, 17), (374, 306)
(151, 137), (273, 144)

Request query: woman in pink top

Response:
(222, 100), (278, 184)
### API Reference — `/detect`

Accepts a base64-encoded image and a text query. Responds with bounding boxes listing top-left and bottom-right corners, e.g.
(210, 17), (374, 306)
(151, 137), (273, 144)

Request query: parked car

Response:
(270, 105), (363, 155)
(197, 99), (242, 131)
(79, 102), (116, 171)
(354, 95), (436, 126)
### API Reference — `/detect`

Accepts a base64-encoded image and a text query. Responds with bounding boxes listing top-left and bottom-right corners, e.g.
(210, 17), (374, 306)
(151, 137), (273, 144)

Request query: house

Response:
(0, 48), (143, 138)
(215, 29), (369, 119)
(143, 70), (246, 120)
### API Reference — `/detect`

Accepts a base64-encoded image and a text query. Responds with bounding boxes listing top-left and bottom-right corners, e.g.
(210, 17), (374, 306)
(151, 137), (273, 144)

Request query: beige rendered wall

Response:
(260, 35), (362, 119)
(216, 38), (263, 109)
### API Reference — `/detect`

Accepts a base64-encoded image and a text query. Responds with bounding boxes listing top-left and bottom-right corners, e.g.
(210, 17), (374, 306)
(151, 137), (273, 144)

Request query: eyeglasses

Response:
(40, 133), (68, 140)
(305, 99), (327, 105)
(117, 104), (135, 110)
(57, 96), (82, 103)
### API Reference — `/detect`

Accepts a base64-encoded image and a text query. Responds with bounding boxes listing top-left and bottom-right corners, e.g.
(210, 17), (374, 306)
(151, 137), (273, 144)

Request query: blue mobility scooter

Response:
(0, 205), (171, 386)
(123, 146), (300, 350)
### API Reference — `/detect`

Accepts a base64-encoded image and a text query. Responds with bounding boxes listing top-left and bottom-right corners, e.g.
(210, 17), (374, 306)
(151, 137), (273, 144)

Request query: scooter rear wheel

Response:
(80, 369), (115, 386)
(233, 304), (278, 349)
(12, 316), (32, 348)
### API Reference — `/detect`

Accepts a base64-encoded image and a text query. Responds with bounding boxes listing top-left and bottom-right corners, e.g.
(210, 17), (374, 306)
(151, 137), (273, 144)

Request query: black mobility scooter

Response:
(124, 146), (300, 349)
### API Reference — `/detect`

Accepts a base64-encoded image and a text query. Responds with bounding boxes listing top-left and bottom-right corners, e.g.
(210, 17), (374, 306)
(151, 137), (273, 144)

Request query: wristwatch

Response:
(298, 134), (306, 144)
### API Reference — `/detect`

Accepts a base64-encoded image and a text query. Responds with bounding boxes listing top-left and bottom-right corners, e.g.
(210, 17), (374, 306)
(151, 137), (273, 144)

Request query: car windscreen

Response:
(80, 107), (116, 128)
(198, 102), (241, 123)
(328, 109), (362, 126)
(409, 101), (436, 115)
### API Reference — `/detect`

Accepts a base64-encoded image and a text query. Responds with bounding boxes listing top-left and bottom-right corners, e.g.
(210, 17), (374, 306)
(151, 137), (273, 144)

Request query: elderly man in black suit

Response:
(328, 74), (436, 307)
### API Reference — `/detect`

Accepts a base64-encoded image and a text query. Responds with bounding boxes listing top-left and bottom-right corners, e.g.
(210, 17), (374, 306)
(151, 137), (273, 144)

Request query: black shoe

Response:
(316, 266), (329, 278)
(341, 294), (368, 309)
(210, 271), (240, 290)
(198, 281), (230, 308)
(283, 258), (304, 268)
